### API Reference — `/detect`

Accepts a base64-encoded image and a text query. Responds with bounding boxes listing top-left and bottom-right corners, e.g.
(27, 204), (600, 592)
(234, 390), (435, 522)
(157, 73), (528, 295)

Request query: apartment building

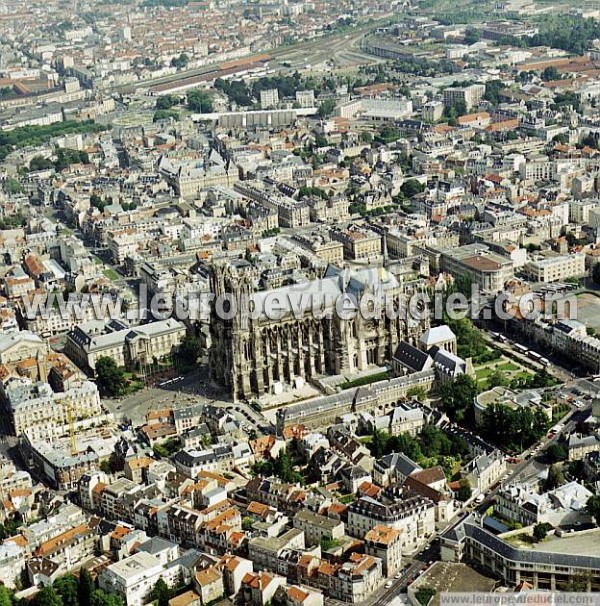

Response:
(292, 510), (345, 547)
(107, 229), (145, 264)
(422, 101), (444, 123)
(172, 445), (240, 478)
(0, 331), (48, 365)
(329, 554), (383, 603)
(439, 244), (514, 293)
(167, 505), (204, 548)
(5, 379), (102, 439)
(364, 525), (402, 576)
(295, 90), (315, 108)
(519, 160), (556, 182)
(306, 197), (350, 226)
(4, 274), (35, 300)
(443, 84), (485, 111)
(99, 552), (168, 606)
(292, 233), (345, 267)
(514, 315), (600, 376)
(260, 89), (279, 109)
(0, 541), (26, 589)
(329, 225), (381, 261)
(34, 522), (97, 573)
(347, 494), (435, 551)
(461, 451), (506, 494)
(495, 481), (593, 527)
(248, 529), (305, 571)
(524, 253), (586, 283)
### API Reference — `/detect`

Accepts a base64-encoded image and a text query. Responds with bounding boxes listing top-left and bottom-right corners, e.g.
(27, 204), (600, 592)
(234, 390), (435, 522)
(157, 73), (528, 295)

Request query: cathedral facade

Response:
(209, 260), (429, 402)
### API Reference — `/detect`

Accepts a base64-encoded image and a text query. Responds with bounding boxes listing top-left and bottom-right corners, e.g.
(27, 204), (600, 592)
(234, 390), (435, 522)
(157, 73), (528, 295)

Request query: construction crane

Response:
(65, 397), (77, 457)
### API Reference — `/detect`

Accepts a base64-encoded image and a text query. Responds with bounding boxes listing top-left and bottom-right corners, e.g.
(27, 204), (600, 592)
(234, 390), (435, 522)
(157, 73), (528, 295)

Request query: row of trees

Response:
(486, 367), (557, 392)
(31, 570), (122, 606)
(368, 424), (469, 475)
(0, 120), (107, 161)
(154, 90), (213, 116)
(438, 374), (479, 423)
(29, 149), (90, 172)
(480, 404), (549, 453)
(253, 448), (303, 484)
(90, 194), (137, 213)
(187, 89), (213, 113)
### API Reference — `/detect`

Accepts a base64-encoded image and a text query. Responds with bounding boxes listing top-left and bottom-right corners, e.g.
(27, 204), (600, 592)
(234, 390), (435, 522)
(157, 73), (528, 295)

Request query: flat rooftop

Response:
(513, 529), (600, 557)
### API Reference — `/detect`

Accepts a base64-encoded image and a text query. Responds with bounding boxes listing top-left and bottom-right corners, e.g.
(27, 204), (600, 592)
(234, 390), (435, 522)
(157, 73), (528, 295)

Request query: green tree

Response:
(187, 89), (213, 113)
(273, 449), (302, 483)
(360, 131), (373, 144)
(568, 459), (591, 482)
(90, 193), (106, 212)
(78, 568), (95, 606)
(3, 178), (23, 195)
(153, 110), (179, 123)
(320, 536), (340, 551)
(438, 375), (478, 422)
(533, 522), (552, 542)
(317, 98), (336, 118)
(545, 443), (567, 463)
(370, 428), (388, 459)
(156, 95), (180, 110)
(483, 80), (504, 105)
(586, 494), (600, 526)
(565, 574), (591, 592)
(407, 386), (427, 401)
(541, 66), (560, 82)
(593, 263), (600, 285)
(242, 516), (254, 531)
(30, 155), (55, 171)
(376, 126), (401, 144)
(487, 368), (509, 388)
(91, 590), (123, 606)
(151, 579), (174, 606)
(464, 27), (480, 44)
(54, 575), (78, 606)
(415, 587), (436, 606)
(178, 335), (202, 365)
(0, 586), (13, 606)
(388, 433), (422, 461)
(34, 587), (63, 606)
(171, 53), (189, 69)
(95, 356), (127, 397)
(544, 464), (564, 491)
(456, 478), (472, 502)
(400, 179), (425, 198)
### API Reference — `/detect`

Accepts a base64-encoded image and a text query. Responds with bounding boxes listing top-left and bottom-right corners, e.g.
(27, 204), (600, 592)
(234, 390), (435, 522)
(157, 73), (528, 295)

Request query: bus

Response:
(528, 351), (542, 362)
(514, 343), (529, 354)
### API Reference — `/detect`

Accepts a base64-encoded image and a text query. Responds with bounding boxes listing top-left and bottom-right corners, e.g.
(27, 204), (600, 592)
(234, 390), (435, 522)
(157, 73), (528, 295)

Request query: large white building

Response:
(4, 378), (102, 439)
(524, 253), (586, 283)
(347, 494), (435, 552)
(66, 318), (187, 372)
(99, 552), (168, 606)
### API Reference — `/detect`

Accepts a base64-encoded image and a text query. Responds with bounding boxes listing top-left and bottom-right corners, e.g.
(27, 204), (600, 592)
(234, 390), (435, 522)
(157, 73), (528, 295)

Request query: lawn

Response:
(498, 362), (519, 372)
(475, 367), (495, 381)
(103, 268), (121, 281)
(340, 371), (389, 390)
(474, 356), (534, 390)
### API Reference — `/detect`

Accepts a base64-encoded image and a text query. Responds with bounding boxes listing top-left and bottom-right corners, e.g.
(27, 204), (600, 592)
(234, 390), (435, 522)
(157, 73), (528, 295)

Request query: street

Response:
(104, 367), (274, 434)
